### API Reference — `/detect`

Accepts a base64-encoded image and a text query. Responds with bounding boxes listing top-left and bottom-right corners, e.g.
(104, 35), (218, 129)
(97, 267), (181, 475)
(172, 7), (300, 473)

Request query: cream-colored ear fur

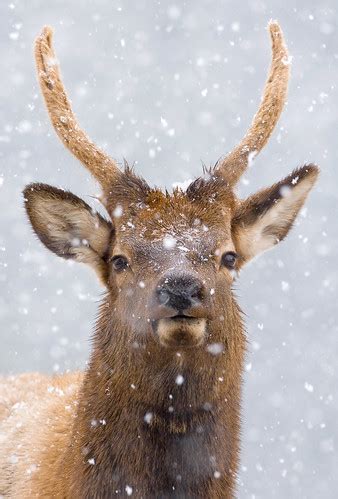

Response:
(232, 165), (318, 264)
(24, 183), (113, 285)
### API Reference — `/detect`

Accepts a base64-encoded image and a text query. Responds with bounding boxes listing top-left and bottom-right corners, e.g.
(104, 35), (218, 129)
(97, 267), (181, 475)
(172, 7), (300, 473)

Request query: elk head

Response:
(24, 22), (318, 358)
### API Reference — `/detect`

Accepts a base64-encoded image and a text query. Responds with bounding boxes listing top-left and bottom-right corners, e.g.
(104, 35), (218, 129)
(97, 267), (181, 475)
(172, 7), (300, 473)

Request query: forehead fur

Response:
(105, 166), (236, 237)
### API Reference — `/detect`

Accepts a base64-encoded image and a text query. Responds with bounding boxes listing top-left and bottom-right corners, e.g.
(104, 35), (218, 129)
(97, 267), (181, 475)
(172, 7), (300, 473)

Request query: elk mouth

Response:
(152, 316), (207, 348)
(170, 314), (196, 322)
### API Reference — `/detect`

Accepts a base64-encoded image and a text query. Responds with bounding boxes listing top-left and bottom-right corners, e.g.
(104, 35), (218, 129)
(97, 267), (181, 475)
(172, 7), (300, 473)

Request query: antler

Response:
(215, 21), (290, 185)
(35, 26), (120, 192)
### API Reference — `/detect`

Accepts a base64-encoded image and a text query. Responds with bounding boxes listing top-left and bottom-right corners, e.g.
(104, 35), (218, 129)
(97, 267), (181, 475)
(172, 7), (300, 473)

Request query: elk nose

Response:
(156, 274), (205, 312)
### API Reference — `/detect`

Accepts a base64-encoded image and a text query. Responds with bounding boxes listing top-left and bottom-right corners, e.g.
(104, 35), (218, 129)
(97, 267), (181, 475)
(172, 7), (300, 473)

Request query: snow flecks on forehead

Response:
(118, 207), (226, 243)
(108, 169), (235, 263)
(118, 220), (225, 273)
(116, 190), (233, 236)
(163, 235), (176, 249)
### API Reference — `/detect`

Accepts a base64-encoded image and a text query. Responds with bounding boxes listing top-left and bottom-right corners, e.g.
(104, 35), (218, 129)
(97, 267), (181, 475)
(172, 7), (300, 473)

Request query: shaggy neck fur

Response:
(57, 296), (245, 498)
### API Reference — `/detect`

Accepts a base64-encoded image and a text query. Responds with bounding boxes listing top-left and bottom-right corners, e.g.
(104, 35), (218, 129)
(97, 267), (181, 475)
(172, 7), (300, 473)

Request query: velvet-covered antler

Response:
(35, 27), (121, 193)
(215, 21), (290, 185)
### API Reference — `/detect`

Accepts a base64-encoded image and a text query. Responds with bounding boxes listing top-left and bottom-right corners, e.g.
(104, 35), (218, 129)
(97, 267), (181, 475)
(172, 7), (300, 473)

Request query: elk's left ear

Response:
(232, 165), (319, 264)
(23, 183), (114, 285)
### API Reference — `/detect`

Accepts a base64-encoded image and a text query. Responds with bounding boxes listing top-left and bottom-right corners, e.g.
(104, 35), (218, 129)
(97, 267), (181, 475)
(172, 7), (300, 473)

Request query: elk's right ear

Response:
(23, 184), (114, 285)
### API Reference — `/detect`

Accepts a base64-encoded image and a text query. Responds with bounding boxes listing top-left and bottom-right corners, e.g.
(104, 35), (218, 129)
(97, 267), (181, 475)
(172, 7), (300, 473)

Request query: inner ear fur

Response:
(23, 183), (114, 284)
(232, 164), (319, 263)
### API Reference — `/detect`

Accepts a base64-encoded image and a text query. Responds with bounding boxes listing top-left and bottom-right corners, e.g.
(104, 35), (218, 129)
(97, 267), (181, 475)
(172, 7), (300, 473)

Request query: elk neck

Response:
(65, 296), (245, 497)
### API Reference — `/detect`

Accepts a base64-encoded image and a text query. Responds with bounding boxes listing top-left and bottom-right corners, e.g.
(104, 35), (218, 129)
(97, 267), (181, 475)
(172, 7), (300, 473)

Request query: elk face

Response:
(103, 181), (237, 350)
(25, 22), (318, 352)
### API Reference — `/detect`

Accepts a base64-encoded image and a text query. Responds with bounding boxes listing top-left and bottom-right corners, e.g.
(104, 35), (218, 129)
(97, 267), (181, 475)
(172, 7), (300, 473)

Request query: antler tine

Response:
(215, 21), (290, 185)
(35, 26), (120, 192)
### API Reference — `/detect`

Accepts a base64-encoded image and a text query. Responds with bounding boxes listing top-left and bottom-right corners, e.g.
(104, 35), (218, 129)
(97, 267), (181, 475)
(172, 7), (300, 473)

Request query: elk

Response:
(0, 21), (318, 498)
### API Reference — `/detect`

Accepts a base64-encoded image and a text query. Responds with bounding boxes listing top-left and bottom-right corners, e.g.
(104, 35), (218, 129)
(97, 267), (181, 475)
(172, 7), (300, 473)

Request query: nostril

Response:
(190, 284), (204, 302)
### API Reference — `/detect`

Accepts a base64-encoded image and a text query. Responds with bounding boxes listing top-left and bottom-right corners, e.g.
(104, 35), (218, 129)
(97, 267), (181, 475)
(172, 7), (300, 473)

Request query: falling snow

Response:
(125, 485), (133, 496)
(206, 343), (224, 355)
(304, 382), (314, 393)
(1, 2), (336, 498)
(113, 205), (123, 218)
(144, 412), (153, 424)
(163, 235), (177, 249)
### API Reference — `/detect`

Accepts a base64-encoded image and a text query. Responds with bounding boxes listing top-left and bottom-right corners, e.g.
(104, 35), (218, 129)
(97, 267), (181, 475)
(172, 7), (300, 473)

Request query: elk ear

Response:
(23, 183), (114, 285)
(232, 165), (319, 264)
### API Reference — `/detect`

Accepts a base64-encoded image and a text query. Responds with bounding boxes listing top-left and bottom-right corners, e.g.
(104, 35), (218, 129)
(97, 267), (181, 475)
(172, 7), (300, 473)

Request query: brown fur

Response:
(0, 22), (319, 498)
(0, 372), (82, 497)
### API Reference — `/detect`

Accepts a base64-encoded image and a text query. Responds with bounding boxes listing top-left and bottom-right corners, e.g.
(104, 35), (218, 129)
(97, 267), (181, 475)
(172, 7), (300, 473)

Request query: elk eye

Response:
(221, 251), (238, 269)
(112, 255), (129, 272)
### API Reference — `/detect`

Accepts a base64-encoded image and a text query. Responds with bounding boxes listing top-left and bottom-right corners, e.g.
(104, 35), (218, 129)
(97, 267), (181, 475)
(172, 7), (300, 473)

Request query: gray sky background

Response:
(1, 1), (337, 497)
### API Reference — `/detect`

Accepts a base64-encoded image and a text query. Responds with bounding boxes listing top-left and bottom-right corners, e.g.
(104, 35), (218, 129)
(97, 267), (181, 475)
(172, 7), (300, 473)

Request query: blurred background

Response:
(1, 0), (337, 497)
